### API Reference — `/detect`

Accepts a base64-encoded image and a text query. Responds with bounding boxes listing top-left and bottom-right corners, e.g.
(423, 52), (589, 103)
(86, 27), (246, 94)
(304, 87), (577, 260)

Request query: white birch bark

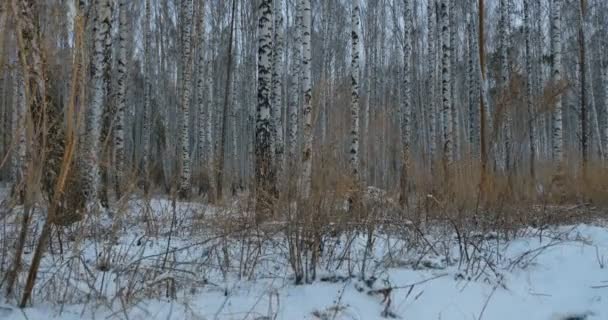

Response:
(300, 0), (313, 198)
(256, 0), (275, 205)
(178, 0), (194, 198)
(578, 2), (589, 170)
(205, 59), (215, 191)
(272, 0), (285, 178)
(427, 0), (437, 169)
(196, 0), (207, 175)
(83, 0), (111, 204)
(287, 0), (301, 165)
(467, 10), (479, 159)
(350, 0), (361, 182)
(524, 0), (537, 178)
(141, 0), (151, 187)
(440, 0), (453, 170)
(11, 71), (26, 187)
(499, 0), (512, 172)
(551, 0), (563, 169)
(231, 69), (238, 188)
(113, 0), (127, 196)
(449, 0), (458, 161)
(400, 0), (412, 204)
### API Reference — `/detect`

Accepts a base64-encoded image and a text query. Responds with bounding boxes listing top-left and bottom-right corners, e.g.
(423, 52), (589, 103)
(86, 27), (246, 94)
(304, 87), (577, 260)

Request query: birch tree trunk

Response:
(577, 0), (588, 178)
(113, 0), (128, 198)
(467, 10), (479, 160)
(83, 0), (111, 205)
(300, 0), (313, 199)
(449, 0), (458, 162)
(400, 0), (412, 206)
(216, 0), (237, 200)
(350, 0), (361, 182)
(178, 0), (194, 198)
(205, 58), (215, 196)
(287, 0), (301, 167)
(256, 0), (275, 210)
(551, 0), (564, 175)
(272, 0), (285, 180)
(478, 0), (491, 186)
(11, 71), (26, 200)
(196, 0), (208, 195)
(427, 0), (437, 171)
(99, 0), (114, 208)
(524, 0), (537, 179)
(440, 0), (453, 175)
(499, 0), (512, 172)
(141, 0), (152, 193)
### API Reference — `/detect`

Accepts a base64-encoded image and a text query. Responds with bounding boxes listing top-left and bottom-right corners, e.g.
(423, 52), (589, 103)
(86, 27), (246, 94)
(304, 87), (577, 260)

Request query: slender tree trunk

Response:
(141, 0), (152, 194)
(113, 0), (127, 198)
(287, 0), (301, 167)
(467, 10), (479, 160)
(205, 61), (215, 194)
(256, 0), (275, 211)
(83, 0), (111, 205)
(11, 71), (26, 201)
(178, 0), (194, 198)
(427, 0), (437, 172)
(196, 0), (209, 196)
(350, 0), (361, 183)
(300, 0), (313, 199)
(577, 0), (588, 179)
(272, 0), (285, 181)
(524, 0), (537, 179)
(499, 0), (512, 173)
(440, 0), (453, 177)
(99, 0), (114, 208)
(216, 0), (236, 201)
(400, 0), (412, 206)
(449, 0), (458, 162)
(551, 0), (564, 179)
(478, 0), (491, 189)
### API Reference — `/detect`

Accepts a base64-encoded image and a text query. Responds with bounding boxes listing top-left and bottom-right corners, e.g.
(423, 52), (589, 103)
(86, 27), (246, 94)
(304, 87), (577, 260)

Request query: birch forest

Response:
(1, 0), (608, 318)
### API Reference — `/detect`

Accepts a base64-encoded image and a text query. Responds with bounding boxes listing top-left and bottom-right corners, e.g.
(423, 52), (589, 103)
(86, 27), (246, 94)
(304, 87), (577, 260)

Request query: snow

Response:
(1, 197), (608, 320)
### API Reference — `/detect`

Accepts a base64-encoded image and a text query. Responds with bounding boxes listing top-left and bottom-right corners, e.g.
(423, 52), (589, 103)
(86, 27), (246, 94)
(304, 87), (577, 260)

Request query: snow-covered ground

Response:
(1, 197), (607, 320)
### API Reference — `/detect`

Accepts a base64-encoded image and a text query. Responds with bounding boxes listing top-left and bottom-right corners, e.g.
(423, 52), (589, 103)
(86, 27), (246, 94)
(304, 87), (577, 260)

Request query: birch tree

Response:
(256, 0), (275, 209)
(141, 0), (152, 193)
(287, 0), (301, 165)
(499, 0), (512, 172)
(440, 0), (453, 174)
(11, 71), (26, 200)
(300, 0), (313, 199)
(478, 0), (491, 183)
(83, 0), (111, 205)
(350, 0), (361, 182)
(113, 0), (128, 197)
(400, 0), (412, 206)
(272, 0), (285, 179)
(216, 0), (237, 200)
(196, 0), (210, 195)
(467, 10), (479, 160)
(577, 0), (588, 178)
(551, 0), (564, 174)
(524, 0), (537, 178)
(427, 0), (437, 170)
(178, 0), (194, 198)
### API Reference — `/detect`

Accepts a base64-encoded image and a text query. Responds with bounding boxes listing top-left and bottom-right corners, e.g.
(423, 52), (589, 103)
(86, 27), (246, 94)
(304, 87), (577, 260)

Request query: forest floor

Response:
(1, 194), (608, 320)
